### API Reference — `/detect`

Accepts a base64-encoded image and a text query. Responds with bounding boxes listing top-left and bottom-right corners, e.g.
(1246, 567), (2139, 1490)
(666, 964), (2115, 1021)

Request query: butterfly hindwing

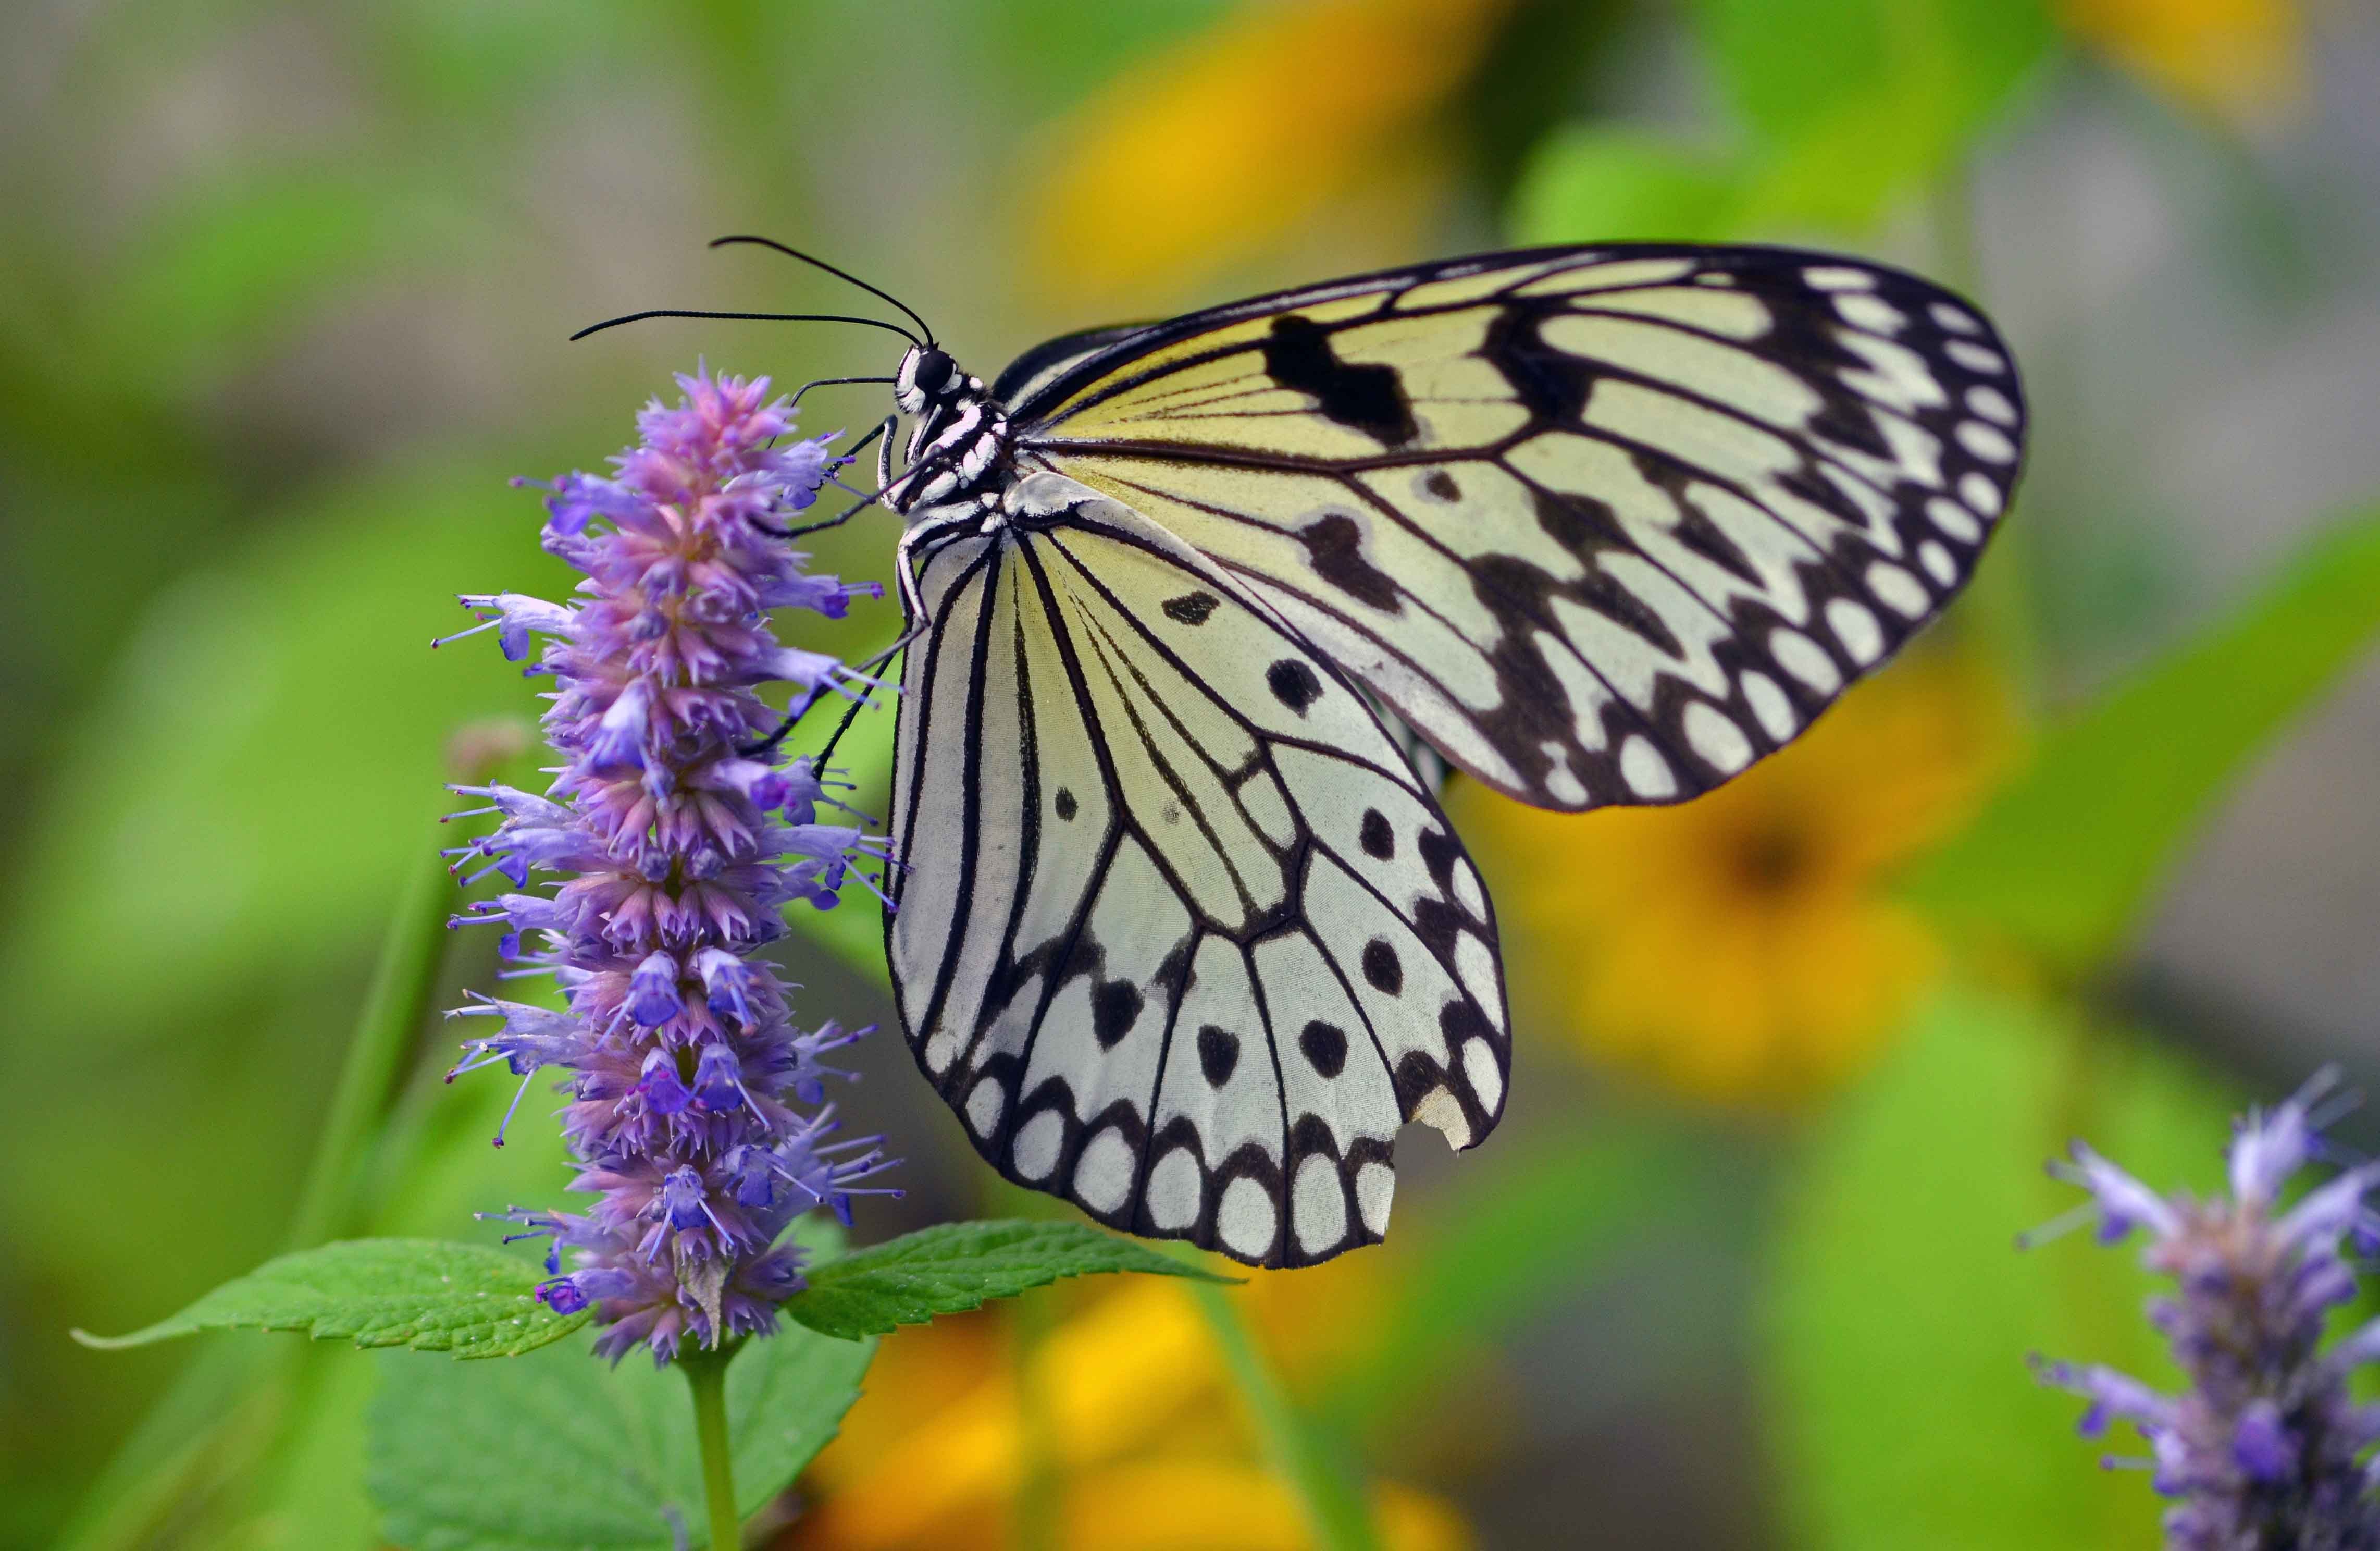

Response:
(886, 486), (1507, 1267)
(1006, 244), (2024, 810)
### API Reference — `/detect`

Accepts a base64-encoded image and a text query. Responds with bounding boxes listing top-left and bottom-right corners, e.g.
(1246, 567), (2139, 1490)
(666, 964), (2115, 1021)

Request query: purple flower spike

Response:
(444, 369), (900, 1365)
(2029, 1071), (2380, 1546)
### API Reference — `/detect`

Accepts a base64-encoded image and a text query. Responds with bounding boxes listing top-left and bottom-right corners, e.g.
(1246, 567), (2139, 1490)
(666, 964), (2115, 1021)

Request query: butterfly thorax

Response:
(892, 345), (1013, 522)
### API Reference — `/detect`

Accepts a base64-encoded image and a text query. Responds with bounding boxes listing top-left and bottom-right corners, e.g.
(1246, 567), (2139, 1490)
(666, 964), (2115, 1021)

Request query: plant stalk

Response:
(286, 845), (456, 1249)
(684, 1347), (741, 1549)
(1188, 1279), (1379, 1551)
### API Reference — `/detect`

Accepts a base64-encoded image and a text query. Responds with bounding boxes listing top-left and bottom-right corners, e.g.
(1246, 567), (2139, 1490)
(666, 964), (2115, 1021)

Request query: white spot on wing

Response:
(1619, 735), (1677, 798)
(1682, 702), (1753, 774)
(1453, 931), (1503, 1031)
(924, 1030), (959, 1075)
(1074, 1126), (1134, 1214)
(966, 1078), (1004, 1138)
(1462, 1038), (1504, 1117)
(1920, 541), (1958, 584)
(1355, 1162), (1395, 1235)
(1218, 1175), (1277, 1260)
(1927, 497), (1982, 542)
(1957, 421), (2018, 464)
(1866, 561), (1931, 619)
(1803, 265), (1875, 291)
(1826, 598), (1886, 664)
(1147, 1148), (1202, 1230)
(1834, 292), (1905, 333)
(1742, 671), (1795, 741)
(1013, 1110), (1063, 1181)
(1768, 629), (1841, 693)
(1960, 471), (2003, 518)
(1966, 385), (2017, 425)
(1450, 859), (1486, 919)
(1947, 339), (2005, 374)
(1931, 302), (1982, 334)
(1293, 1155), (1348, 1257)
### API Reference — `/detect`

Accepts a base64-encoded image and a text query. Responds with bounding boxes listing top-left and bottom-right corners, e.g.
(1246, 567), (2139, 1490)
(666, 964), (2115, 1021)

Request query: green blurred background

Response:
(7, 1), (2380, 1547)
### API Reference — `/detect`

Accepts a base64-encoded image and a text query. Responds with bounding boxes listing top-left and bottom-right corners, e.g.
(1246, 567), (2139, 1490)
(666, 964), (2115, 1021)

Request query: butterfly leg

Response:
(751, 416), (901, 539)
(736, 623), (923, 760)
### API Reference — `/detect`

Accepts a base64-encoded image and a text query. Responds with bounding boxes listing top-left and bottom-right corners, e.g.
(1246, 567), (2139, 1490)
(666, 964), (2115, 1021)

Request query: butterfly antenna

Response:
(569, 309), (921, 347)
(710, 235), (938, 348)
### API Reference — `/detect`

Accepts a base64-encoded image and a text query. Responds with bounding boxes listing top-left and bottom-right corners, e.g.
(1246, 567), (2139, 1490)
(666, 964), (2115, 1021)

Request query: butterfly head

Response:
(894, 344), (977, 415)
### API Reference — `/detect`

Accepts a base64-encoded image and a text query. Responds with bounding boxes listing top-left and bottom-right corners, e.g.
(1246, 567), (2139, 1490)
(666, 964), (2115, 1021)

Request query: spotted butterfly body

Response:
(875, 244), (2025, 1266)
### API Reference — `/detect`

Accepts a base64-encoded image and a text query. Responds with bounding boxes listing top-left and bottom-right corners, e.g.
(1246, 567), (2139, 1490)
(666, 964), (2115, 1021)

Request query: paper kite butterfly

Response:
(678, 241), (2027, 1267)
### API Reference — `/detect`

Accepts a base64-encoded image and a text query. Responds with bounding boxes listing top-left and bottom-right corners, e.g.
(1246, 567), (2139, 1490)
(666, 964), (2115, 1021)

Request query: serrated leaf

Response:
(72, 1240), (586, 1360)
(366, 1317), (874, 1551)
(782, 1219), (1232, 1340)
(1904, 502), (2380, 969)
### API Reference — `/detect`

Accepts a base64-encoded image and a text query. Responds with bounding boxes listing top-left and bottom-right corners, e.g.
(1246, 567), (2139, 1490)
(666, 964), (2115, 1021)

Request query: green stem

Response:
(683, 1347), (742, 1549)
(1009, 1284), (1062, 1551)
(285, 845), (456, 1249)
(1188, 1280), (1379, 1551)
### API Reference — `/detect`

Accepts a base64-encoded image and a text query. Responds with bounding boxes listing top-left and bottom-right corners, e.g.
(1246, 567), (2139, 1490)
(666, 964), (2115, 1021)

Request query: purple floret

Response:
(2031, 1071), (2380, 1548)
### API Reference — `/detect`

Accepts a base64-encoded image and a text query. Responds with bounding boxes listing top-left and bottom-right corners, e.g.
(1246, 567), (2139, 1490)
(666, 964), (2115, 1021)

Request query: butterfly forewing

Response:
(1006, 244), (2024, 811)
(886, 495), (1507, 1267)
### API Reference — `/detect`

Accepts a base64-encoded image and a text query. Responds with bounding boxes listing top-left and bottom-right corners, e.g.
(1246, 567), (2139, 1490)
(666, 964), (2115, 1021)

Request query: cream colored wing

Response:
(1005, 244), (2024, 810)
(885, 496), (1506, 1267)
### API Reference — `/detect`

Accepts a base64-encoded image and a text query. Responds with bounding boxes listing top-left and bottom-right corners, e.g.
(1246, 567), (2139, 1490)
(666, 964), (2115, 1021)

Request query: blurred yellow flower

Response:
(1019, 0), (1515, 307)
(1453, 653), (2015, 1105)
(2061, 0), (2304, 122)
(778, 1257), (1468, 1551)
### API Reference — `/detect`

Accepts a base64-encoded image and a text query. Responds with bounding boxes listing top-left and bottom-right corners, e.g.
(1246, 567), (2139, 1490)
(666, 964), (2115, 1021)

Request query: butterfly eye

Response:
(912, 349), (956, 397)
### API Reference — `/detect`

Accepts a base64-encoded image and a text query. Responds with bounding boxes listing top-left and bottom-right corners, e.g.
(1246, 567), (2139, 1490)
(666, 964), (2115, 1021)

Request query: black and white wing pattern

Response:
(886, 484), (1505, 1267)
(1006, 244), (2026, 810)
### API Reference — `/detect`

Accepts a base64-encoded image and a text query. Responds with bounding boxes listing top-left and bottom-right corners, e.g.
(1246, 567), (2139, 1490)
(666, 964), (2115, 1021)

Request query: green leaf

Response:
(782, 1218), (1233, 1340)
(367, 1319), (875, 1551)
(1905, 501), (2380, 969)
(1760, 986), (2234, 1550)
(1688, 0), (2054, 232)
(1507, 128), (1745, 245)
(72, 1240), (587, 1360)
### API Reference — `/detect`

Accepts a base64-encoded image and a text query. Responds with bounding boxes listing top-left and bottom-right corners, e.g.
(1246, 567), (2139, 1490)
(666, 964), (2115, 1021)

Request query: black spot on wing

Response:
(1261, 314), (1415, 446)
(1267, 659), (1323, 714)
(1295, 513), (1402, 613)
(1197, 1024), (1239, 1088)
(1297, 1019), (1348, 1078)
(1361, 940), (1404, 996)
(1359, 808), (1395, 859)
(1486, 301), (1596, 423)
(1055, 787), (1078, 821)
(1162, 590), (1220, 625)
(1091, 979), (1143, 1050)
(1416, 828), (1460, 892)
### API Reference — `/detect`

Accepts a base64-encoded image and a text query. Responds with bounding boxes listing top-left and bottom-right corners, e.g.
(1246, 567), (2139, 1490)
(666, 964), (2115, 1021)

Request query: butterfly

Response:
(773, 242), (2024, 1267)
